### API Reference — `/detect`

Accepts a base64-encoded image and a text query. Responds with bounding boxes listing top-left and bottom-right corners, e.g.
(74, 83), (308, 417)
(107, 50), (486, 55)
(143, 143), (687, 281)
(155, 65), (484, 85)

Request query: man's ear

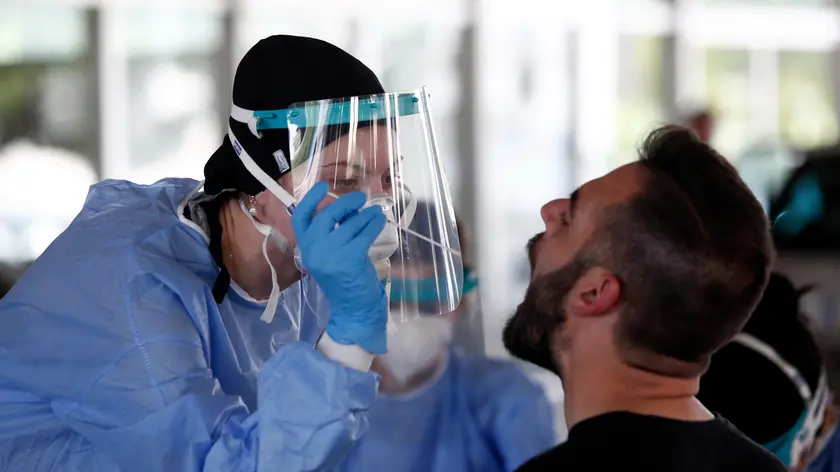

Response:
(568, 267), (621, 317)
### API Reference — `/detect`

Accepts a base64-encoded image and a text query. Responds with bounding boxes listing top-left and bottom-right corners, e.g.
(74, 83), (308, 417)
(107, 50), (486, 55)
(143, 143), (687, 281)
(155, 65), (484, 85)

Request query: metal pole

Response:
(92, 3), (130, 180)
(452, 0), (485, 356)
(661, 0), (678, 121)
(84, 7), (103, 178)
(216, 0), (238, 133)
(672, 0), (708, 117)
(456, 4), (477, 238)
(833, 0), (840, 129)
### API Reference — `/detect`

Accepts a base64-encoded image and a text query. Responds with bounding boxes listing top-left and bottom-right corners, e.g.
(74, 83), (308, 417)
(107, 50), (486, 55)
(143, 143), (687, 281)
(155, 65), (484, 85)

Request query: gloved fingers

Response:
(291, 181), (330, 238)
(306, 191), (369, 239)
(343, 211), (388, 255)
(328, 206), (386, 247)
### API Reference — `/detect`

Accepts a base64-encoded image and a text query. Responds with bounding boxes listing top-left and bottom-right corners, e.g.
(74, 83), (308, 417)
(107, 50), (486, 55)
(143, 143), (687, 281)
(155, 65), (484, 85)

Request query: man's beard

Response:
(503, 256), (590, 378)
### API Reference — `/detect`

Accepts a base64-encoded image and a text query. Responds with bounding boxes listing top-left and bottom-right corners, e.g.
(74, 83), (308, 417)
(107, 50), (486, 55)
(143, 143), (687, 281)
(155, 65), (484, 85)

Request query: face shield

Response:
(385, 200), (475, 319)
(234, 87), (463, 331)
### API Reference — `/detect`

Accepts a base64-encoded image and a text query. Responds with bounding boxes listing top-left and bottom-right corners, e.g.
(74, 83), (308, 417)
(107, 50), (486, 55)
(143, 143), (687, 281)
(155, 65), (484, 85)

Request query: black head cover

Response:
(204, 35), (385, 197)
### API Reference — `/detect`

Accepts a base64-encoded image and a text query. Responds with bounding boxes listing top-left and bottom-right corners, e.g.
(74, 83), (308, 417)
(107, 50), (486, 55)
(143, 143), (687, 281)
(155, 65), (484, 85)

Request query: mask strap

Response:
(235, 199), (290, 326)
(385, 276), (397, 334)
(374, 260), (398, 335)
(231, 104), (262, 138)
(238, 199), (273, 235)
(259, 232), (283, 324)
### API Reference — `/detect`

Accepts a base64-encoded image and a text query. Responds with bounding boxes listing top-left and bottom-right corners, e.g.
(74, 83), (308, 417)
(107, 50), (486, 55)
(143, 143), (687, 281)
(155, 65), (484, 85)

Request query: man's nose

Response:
(541, 199), (568, 232)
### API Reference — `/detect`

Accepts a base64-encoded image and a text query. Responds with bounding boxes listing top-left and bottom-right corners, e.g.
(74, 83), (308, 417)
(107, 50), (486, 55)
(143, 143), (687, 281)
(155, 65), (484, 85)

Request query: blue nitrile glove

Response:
(291, 181), (389, 354)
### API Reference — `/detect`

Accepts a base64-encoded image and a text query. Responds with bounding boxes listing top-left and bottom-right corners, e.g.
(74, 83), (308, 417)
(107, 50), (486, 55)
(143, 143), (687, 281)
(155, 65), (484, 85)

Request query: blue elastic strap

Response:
(762, 408), (808, 467)
(252, 93), (422, 131)
(774, 173), (824, 237)
(390, 268), (478, 303)
(462, 268), (479, 295)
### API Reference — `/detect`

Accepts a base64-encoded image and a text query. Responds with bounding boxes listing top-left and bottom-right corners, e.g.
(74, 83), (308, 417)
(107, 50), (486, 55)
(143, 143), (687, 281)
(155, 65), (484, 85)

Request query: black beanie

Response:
(204, 35), (385, 197)
(698, 273), (823, 444)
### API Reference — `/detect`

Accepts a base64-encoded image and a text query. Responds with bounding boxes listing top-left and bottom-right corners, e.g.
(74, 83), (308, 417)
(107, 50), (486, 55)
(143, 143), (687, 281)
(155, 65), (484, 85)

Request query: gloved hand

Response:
(291, 181), (389, 354)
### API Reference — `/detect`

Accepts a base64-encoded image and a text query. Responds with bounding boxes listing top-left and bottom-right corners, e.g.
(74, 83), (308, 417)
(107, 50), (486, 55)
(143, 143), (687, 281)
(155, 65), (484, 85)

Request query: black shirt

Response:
(517, 411), (787, 471)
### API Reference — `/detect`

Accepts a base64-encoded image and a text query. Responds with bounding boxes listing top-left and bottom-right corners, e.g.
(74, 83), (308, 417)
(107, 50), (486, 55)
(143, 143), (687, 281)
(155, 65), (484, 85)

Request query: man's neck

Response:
(562, 359), (712, 429)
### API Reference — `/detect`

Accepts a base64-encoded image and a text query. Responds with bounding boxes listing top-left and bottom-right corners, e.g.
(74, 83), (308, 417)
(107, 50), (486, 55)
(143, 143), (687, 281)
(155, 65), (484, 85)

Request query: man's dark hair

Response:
(594, 125), (774, 376)
(698, 273), (823, 443)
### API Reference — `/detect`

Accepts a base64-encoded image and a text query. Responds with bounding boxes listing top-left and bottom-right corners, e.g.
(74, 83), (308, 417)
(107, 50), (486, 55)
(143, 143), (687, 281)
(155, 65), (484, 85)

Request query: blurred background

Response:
(5, 0), (840, 436)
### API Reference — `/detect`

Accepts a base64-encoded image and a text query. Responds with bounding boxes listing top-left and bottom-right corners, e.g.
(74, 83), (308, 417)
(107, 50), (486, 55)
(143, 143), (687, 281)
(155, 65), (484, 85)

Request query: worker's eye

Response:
(333, 179), (360, 193)
(382, 169), (404, 191)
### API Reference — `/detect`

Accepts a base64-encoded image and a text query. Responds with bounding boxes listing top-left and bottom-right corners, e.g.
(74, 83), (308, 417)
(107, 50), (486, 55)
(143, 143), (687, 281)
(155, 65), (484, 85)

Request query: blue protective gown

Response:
(336, 350), (557, 472)
(0, 178), (377, 471)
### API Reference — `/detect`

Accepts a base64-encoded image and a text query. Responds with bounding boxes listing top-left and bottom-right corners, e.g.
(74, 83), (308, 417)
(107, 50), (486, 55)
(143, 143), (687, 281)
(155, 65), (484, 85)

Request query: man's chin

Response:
(505, 255), (585, 379)
(502, 312), (560, 377)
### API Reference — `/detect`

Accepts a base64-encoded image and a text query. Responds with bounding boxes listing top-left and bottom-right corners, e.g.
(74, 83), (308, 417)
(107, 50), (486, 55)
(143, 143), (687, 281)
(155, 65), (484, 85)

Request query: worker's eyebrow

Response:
(322, 162), (366, 174)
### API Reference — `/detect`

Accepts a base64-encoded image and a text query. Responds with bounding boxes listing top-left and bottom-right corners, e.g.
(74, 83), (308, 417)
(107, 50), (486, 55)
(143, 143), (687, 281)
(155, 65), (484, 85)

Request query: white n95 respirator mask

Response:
(378, 315), (454, 385)
(365, 193), (401, 262)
